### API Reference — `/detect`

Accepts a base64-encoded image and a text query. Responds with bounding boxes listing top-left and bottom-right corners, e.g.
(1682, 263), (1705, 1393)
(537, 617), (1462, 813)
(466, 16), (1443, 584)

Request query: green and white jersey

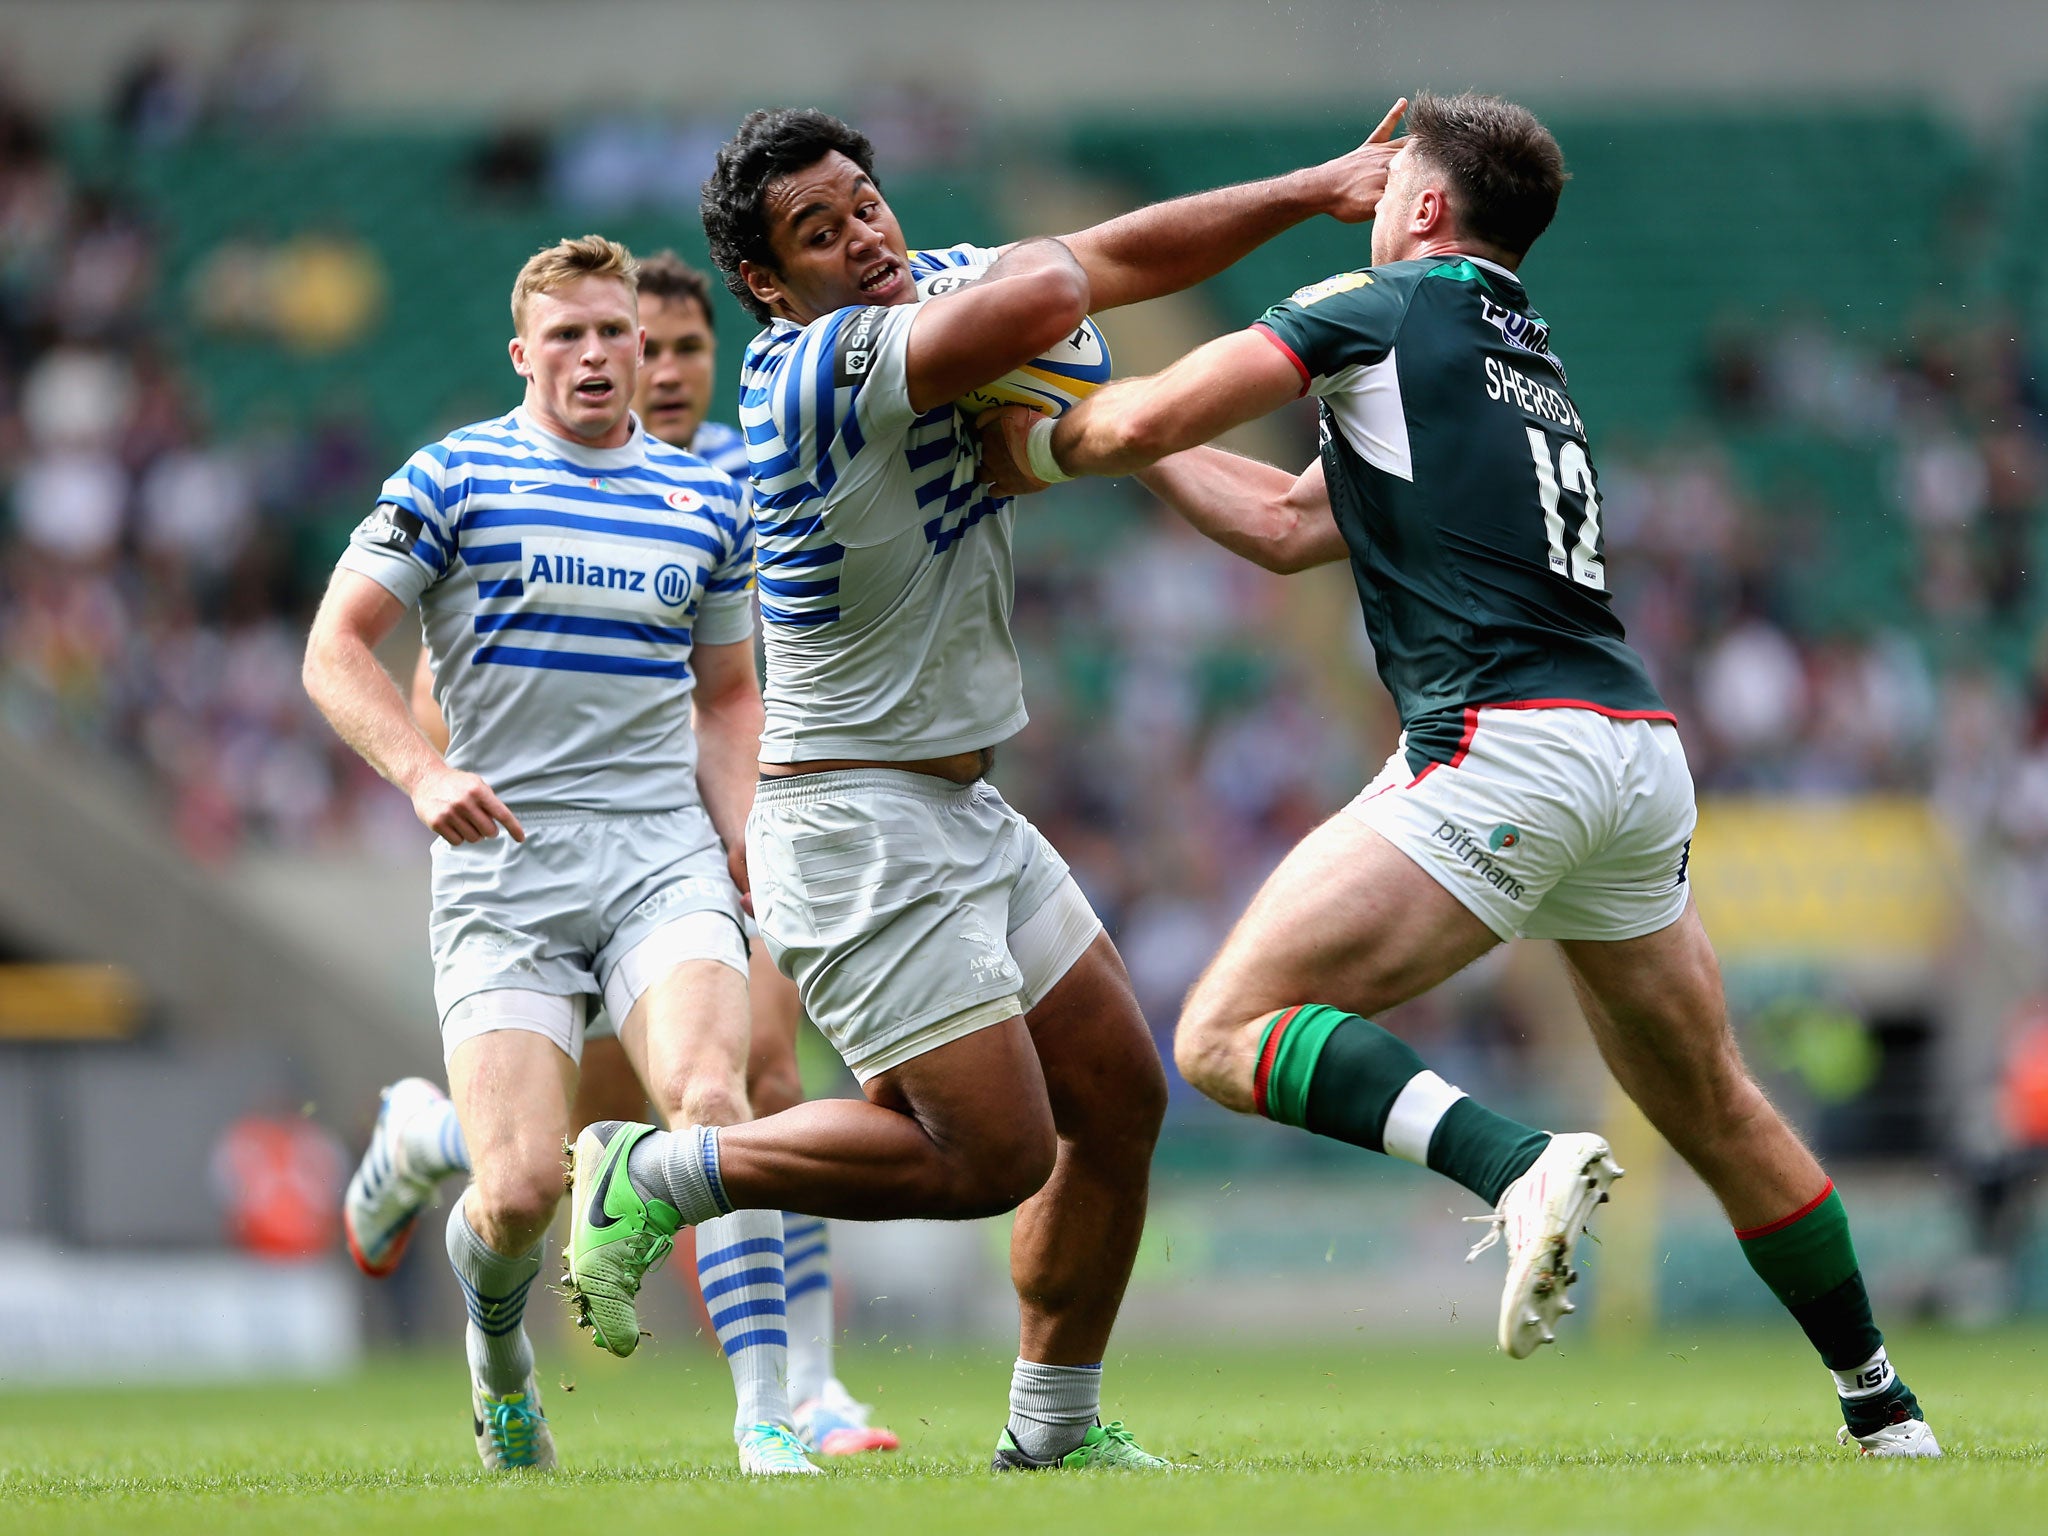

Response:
(1255, 256), (1671, 771)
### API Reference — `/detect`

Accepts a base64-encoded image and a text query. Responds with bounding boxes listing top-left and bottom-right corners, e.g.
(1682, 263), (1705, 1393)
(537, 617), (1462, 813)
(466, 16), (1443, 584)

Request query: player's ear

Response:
(740, 259), (783, 316)
(1413, 185), (1445, 237)
(508, 335), (531, 379)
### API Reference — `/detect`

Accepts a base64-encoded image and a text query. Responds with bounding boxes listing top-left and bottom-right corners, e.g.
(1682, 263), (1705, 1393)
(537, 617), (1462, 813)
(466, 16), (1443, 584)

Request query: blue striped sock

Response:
(782, 1214), (834, 1405)
(696, 1208), (792, 1438)
(444, 1200), (539, 1394)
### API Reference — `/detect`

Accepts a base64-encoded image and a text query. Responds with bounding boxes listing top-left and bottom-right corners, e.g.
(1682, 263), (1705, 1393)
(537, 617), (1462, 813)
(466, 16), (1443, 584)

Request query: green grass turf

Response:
(1, 1328), (2041, 1535)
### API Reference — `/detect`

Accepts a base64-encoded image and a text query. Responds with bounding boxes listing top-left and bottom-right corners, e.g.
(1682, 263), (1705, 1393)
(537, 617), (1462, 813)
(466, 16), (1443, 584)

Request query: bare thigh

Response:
(746, 942), (806, 1118)
(1179, 811), (1499, 1111)
(447, 1025), (577, 1251)
(1558, 900), (1824, 1228)
(1555, 901), (1736, 1113)
(1025, 933), (1167, 1146)
(619, 957), (752, 1129)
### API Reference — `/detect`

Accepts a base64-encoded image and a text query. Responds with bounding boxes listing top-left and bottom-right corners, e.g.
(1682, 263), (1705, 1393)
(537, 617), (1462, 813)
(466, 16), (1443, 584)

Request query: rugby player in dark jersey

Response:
(981, 92), (1937, 1458)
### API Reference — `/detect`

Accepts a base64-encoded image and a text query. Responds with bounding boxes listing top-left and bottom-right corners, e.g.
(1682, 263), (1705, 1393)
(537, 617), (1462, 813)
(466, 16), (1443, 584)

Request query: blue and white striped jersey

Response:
(739, 243), (1028, 762)
(690, 419), (752, 487)
(339, 407), (754, 815)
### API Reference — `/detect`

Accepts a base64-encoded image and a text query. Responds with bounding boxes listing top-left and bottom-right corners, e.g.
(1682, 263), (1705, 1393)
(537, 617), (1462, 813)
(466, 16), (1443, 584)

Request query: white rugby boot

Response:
(1839, 1418), (1943, 1458)
(795, 1378), (901, 1456)
(738, 1422), (823, 1475)
(1464, 1130), (1623, 1358)
(343, 1076), (456, 1277)
(472, 1373), (557, 1471)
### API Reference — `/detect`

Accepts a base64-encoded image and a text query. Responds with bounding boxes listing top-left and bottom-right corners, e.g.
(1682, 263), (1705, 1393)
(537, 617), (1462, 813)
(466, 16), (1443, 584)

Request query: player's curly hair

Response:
(1403, 93), (1569, 258)
(636, 250), (718, 332)
(701, 108), (880, 323)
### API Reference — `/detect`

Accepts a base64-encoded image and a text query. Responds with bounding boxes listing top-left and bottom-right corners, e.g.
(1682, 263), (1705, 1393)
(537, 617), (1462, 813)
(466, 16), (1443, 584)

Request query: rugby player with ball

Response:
(561, 101), (1407, 1471)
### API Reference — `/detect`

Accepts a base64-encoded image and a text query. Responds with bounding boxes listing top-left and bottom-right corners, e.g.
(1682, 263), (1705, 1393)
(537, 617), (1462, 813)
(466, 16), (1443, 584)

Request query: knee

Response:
(1085, 1038), (1168, 1155)
(941, 1121), (1058, 1219)
(1173, 998), (1248, 1107)
(668, 1070), (750, 1130)
(1127, 1045), (1169, 1141)
(469, 1156), (562, 1241)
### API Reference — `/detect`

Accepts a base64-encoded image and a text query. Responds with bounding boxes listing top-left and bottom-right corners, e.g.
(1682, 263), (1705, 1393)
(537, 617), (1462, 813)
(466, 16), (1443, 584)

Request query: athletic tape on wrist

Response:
(1026, 415), (1074, 484)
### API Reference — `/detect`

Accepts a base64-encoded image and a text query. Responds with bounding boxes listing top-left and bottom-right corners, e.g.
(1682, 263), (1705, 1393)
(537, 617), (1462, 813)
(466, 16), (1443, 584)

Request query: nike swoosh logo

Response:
(509, 480), (550, 495)
(586, 1134), (632, 1231)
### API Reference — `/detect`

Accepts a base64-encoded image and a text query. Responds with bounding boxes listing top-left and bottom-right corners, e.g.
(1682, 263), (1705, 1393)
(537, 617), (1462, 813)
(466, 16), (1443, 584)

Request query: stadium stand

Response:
(1066, 106), (1975, 432)
(4, 91), (2047, 1172)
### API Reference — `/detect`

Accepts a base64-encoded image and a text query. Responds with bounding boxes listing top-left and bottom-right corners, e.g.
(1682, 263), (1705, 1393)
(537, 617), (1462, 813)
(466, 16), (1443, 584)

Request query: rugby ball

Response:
(916, 262), (1112, 417)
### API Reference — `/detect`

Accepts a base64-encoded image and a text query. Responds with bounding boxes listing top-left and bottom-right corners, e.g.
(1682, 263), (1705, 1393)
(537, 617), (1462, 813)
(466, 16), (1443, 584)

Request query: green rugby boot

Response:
(562, 1120), (680, 1357)
(991, 1419), (1173, 1471)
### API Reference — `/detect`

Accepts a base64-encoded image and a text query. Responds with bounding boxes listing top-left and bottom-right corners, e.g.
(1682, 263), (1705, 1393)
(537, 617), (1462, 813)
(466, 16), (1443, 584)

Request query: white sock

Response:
(625, 1124), (732, 1225)
(1006, 1358), (1102, 1461)
(401, 1094), (469, 1181)
(696, 1208), (792, 1438)
(445, 1200), (540, 1395)
(782, 1214), (834, 1406)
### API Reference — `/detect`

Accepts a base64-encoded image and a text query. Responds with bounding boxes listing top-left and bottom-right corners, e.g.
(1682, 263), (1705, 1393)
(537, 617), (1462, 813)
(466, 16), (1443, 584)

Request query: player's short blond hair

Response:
(510, 234), (640, 332)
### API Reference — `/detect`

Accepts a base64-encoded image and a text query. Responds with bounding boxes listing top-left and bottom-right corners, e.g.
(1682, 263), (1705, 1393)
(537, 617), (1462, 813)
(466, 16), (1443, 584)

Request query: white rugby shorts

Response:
(1346, 706), (1696, 943)
(430, 804), (746, 1063)
(748, 769), (1102, 1082)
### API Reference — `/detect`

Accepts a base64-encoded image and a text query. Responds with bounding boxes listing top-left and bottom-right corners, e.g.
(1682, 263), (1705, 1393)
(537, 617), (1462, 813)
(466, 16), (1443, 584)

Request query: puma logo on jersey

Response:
(1480, 296), (1567, 383)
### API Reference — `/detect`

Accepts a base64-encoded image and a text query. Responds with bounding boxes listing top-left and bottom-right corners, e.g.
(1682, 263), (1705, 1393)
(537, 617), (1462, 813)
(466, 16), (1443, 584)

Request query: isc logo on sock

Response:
(1848, 1361), (1893, 1394)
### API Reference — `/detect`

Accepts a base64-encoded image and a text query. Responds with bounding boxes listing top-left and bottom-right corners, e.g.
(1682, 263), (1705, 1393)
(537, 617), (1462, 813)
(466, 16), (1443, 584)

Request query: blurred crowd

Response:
(1676, 311), (2048, 905)
(0, 78), (409, 859)
(7, 70), (2048, 1129)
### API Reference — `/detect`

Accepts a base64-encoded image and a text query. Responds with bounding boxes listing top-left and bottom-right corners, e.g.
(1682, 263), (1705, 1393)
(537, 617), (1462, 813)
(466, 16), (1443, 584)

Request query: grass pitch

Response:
(1, 1328), (2042, 1535)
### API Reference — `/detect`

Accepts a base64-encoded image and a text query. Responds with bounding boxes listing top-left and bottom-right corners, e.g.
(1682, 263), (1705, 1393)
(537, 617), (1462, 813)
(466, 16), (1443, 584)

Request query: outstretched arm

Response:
(978, 325), (1306, 490)
(1138, 451), (1347, 574)
(902, 96), (1399, 418)
(1059, 99), (1406, 312)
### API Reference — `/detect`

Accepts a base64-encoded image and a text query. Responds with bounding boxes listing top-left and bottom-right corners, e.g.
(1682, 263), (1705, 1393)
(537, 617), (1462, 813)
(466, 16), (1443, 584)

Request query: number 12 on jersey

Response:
(1526, 427), (1605, 591)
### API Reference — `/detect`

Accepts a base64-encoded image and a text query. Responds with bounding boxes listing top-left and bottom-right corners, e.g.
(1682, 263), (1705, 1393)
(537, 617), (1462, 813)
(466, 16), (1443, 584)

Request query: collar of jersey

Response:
(1458, 253), (1522, 285)
(513, 405), (651, 472)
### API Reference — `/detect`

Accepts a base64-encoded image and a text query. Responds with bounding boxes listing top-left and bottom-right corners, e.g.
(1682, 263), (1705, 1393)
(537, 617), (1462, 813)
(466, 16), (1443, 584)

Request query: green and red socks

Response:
(1736, 1182), (1923, 1436)
(1253, 1005), (1551, 1206)
(1254, 1006), (1922, 1436)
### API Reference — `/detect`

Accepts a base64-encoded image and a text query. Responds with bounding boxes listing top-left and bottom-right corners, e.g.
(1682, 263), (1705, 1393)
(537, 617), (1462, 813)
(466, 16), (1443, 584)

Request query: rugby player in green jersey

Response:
(980, 92), (1938, 1458)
